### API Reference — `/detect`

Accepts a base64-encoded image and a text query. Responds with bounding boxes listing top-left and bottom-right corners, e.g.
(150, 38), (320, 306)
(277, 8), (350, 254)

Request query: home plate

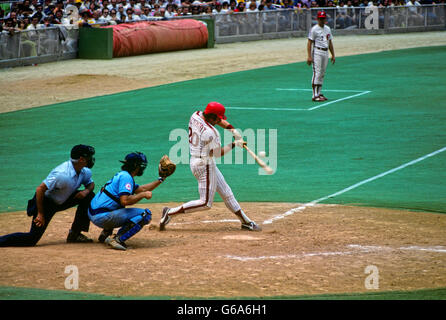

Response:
(222, 235), (264, 241)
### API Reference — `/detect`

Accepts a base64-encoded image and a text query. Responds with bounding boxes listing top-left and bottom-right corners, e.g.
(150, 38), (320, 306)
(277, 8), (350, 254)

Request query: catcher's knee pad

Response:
(117, 209), (152, 242)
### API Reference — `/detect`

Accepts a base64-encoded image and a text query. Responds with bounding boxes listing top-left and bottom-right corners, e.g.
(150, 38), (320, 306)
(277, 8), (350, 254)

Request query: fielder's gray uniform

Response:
(308, 24), (332, 97)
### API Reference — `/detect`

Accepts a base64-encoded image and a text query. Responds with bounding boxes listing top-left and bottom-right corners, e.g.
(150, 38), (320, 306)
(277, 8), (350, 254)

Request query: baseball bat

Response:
(243, 145), (273, 174)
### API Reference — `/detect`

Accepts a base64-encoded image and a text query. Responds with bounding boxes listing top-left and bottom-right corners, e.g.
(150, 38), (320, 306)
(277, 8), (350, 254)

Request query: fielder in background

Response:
(88, 152), (175, 251)
(0, 145), (96, 247)
(159, 102), (262, 232)
(307, 10), (336, 102)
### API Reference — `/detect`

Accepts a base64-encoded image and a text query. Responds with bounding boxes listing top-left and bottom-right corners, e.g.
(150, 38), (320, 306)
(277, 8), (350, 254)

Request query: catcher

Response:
(88, 152), (175, 250)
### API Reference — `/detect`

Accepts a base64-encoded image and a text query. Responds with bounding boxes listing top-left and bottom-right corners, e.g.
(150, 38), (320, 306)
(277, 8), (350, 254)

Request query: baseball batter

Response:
(307, 11), (336, 102)
(159, 102), (262, 232)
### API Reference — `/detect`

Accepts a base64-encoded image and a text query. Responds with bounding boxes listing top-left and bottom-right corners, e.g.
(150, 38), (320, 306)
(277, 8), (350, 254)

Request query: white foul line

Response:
(263, 146), (446, 225)
(276, 88), (367, 93)
(169, 147), (446, 228)
(307, 91), (371, 111)
(227, 106), (309, 111)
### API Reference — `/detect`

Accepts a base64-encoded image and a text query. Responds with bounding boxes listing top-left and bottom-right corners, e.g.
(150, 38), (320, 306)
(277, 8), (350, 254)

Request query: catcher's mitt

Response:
(158, 155), (176, 179)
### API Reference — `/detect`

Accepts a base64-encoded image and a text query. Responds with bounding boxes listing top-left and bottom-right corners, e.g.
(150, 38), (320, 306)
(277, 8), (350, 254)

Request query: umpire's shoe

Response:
(241, 221), (262, 232)
(66, 230), (94, 243)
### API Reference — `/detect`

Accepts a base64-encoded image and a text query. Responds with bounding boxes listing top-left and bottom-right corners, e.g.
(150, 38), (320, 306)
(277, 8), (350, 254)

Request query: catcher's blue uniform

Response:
(88, 170), (151, 243)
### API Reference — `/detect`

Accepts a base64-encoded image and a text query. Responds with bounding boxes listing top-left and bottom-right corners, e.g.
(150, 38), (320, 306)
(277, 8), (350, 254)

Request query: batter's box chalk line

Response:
(169, 204), (328, 227)
(223, 244), (446, 261)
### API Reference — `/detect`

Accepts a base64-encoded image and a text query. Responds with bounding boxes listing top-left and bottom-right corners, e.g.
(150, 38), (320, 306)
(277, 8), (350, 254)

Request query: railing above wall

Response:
(213, 4), (446, 43)
(0, 4), (445, 67)
(0, 25), (78, 67)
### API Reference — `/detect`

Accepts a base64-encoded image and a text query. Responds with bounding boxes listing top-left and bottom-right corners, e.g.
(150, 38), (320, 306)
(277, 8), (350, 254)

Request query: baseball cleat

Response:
(104, 234), (127, 251)
(98, 229), (113, 243)
(66, 230), (93, 243)
(241, 221), (262, 231)
(159, 207), (171, 231)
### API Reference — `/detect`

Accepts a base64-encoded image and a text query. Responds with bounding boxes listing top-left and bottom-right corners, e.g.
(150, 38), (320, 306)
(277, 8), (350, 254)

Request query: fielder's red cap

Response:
(317, 11), (327, 18)
(204, 102), (227, 120)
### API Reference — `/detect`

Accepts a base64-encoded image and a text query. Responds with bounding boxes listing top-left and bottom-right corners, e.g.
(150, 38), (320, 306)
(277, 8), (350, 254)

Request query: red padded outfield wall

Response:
(102, 19), (209, 57)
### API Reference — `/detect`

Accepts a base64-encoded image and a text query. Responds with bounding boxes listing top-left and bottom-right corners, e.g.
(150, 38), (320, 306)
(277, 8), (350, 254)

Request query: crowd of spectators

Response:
(0, 0), (443, 34)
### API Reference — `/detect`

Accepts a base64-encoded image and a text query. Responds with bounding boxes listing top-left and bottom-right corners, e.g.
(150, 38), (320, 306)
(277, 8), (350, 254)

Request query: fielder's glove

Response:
(158, 155), (176, 180)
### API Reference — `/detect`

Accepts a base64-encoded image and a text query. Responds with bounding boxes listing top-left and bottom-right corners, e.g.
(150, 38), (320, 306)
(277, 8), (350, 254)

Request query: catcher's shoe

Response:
(241, 221), (262, 231)
(98, 229), (113, 243)
(159, 207), (171, 231)
(105, 234), (127, 251)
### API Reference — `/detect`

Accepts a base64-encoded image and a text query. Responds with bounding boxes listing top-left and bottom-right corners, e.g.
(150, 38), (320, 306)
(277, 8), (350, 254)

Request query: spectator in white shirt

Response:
(164, 4), (177, 17)
(98, 8), (113, 23)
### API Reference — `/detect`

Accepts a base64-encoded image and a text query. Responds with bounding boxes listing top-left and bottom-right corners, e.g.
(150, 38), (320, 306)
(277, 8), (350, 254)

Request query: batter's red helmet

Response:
(317, 11), (327, 18)
(204, 102), (227, 120)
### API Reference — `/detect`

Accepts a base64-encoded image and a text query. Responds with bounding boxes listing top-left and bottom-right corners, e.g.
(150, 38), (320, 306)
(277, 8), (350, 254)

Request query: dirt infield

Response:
(1, 32), (446, 297)
(1, 203), (445, 297)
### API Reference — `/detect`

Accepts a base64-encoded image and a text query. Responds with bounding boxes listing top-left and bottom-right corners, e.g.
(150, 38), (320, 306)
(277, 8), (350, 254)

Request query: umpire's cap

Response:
(71, 144), (95, 160)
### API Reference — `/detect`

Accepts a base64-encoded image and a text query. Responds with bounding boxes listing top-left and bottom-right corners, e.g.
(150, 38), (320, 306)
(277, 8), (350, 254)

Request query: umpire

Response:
(0, 145), (96, 247)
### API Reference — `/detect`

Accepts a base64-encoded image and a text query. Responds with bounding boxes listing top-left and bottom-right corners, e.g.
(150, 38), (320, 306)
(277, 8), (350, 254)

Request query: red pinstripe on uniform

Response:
(165, 111), (250, 224)
(184, 164), (210, 211)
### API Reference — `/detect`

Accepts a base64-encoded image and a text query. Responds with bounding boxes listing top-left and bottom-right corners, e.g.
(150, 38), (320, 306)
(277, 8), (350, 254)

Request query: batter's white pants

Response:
(167, 156), (252, 224)
(312, 48), (329, 97)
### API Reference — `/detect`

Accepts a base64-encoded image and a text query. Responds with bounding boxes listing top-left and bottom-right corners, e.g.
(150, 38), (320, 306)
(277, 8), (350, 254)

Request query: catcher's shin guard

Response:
(117, 209), (152, 242)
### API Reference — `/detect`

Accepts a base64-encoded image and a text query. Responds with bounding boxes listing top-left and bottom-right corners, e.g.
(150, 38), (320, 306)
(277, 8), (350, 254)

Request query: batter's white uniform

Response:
(308, 24), (332, 96)
(166, 111), (252, 224)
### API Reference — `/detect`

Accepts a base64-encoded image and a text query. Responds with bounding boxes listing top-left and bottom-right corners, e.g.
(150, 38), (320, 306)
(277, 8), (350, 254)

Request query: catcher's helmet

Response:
(120, 152), (147, 175)
(317, 11), (327, 18)
(204, 101), (227, 120)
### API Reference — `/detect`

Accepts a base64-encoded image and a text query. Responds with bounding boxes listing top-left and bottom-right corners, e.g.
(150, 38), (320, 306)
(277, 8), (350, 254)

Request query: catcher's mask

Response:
(71, 144), (95, 168)
(120, 152), (148, 176)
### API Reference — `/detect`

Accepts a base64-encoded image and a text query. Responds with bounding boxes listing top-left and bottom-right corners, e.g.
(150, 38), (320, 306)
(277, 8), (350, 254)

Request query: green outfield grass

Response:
(0, 46), (445, 214)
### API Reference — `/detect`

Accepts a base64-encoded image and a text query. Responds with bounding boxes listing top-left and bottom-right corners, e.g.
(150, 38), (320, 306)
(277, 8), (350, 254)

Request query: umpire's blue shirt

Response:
(89, 171), (139, 214)
(43, 160), (94, 205)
